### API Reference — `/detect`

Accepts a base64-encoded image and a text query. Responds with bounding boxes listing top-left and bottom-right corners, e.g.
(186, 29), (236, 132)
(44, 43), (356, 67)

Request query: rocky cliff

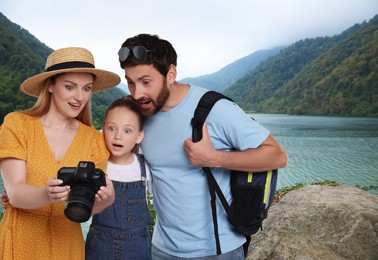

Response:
(246, 185), (378, 260)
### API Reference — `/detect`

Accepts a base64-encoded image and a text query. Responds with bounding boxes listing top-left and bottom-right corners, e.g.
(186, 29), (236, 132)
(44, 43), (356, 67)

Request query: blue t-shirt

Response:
(141, 85), (270, 257)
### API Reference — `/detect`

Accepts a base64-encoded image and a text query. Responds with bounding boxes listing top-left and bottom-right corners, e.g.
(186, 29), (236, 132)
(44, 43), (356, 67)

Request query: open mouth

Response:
(137, 99), (151, 107)
(113, 143), (123, 148)
(141, 100), (150, 104)
(68, 102), (81, 108)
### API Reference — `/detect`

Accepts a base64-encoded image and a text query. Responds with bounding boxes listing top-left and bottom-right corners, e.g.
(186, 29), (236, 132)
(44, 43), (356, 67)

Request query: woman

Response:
(0, 47), (120, 259)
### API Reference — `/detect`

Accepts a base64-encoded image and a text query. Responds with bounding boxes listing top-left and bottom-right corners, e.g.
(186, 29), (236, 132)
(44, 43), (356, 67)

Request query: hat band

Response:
(46, 61), (95, 72)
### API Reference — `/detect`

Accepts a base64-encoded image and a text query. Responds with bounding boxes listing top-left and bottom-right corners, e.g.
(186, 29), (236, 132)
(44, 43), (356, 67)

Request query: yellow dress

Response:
(0, 112), (109, 260)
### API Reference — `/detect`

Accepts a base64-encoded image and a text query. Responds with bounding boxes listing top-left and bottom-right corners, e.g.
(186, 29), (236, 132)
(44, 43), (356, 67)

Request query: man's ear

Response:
(166, 64), (177, 85)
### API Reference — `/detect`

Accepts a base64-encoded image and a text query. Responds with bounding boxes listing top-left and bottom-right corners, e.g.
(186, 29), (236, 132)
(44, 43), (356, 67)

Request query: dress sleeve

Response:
(0, 112), (28, 161)
(90, 130), (109, 173)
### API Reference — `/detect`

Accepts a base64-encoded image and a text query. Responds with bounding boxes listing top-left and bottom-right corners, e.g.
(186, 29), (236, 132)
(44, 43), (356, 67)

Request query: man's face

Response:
(124, 64), (169, 117)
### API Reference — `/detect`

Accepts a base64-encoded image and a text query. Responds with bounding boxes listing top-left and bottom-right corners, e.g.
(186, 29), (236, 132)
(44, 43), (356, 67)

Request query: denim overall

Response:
(85, 154), (152, 260)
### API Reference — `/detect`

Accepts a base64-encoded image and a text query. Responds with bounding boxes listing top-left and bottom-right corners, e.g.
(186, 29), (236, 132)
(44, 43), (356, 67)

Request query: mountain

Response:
(224, 15), (378, 116)
(0, 12), (51, 122)
(179, 46), (284, 92)
(1, 12), (377, 118)
(0, 12), (126, 127)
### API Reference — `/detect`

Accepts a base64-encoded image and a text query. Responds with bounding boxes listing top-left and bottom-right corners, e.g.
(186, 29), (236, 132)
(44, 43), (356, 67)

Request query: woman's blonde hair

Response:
(22, 74), (92, 126)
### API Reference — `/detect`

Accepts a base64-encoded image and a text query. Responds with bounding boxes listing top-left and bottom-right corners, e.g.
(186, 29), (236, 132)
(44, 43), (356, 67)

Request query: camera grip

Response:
(57, 167), (75, 186)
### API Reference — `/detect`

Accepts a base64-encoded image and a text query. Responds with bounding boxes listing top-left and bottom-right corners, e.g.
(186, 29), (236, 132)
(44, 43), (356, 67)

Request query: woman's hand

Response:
(46, 178), (70, 203)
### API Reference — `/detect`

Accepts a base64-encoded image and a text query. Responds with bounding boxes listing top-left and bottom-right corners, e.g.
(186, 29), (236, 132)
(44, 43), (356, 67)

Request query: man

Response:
(118, 34), (288, 259)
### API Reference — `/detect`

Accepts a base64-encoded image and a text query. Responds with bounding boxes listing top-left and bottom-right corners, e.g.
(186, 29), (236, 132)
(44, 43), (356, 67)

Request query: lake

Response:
(250, 114), (378, 195)
(1, 114), (378, 235)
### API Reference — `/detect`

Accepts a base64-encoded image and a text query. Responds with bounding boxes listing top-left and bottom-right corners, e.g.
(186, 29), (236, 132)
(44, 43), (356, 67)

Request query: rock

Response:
(246, 185), (378, 260)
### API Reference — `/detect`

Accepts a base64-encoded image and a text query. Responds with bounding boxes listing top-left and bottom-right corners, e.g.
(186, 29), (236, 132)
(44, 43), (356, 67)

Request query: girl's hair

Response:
(104, 95), (146, 154)
(21, 74), (92, 126)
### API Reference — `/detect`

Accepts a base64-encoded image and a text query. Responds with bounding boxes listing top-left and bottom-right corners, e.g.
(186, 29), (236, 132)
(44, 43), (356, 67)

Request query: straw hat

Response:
(20, 47), (121, 97)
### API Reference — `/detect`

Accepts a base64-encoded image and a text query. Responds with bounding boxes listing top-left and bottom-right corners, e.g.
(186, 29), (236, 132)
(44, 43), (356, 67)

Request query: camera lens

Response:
(65, 204), (90, 221)
(64, 184), (96, 223)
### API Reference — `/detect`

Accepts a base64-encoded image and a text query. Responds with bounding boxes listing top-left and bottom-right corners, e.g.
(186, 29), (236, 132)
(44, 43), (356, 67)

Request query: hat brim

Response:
(20, 68), (121, 97)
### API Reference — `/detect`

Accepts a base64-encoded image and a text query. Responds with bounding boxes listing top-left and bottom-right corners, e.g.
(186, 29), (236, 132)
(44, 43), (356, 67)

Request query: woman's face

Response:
(49, 72), (94, 119)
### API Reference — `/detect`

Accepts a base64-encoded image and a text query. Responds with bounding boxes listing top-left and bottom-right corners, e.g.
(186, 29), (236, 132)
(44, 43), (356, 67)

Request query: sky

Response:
(1, 0), (378, 83)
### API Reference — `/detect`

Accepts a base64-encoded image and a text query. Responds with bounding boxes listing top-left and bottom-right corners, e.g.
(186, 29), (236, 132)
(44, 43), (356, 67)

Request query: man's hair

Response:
(119, 34), (177, 76)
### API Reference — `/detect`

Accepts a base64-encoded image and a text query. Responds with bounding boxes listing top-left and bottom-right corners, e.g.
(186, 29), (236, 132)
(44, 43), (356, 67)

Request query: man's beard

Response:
(142, 79), (170, 117)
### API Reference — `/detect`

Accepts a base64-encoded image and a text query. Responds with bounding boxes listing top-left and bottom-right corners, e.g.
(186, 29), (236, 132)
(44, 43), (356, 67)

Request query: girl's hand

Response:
(95, 175), (114, 203)
(0, 193), (9, 203)
(1, 193), (9, 208)
(92, 175), (115, 214)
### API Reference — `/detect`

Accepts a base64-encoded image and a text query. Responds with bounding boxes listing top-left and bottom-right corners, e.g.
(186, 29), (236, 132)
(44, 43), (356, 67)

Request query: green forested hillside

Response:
(180, 46), (284, 92)
(0, 13), (125, 127)
(0, 12), (51, 121)
(92, 87), (126, 128)
(2, 12), (377, 118)
(225, 15), (378, 116)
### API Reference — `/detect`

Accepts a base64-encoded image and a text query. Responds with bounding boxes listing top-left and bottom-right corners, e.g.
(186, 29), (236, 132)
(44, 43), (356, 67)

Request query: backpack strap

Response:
(192, 91), (232, 142)
(191, 91), (233, 255)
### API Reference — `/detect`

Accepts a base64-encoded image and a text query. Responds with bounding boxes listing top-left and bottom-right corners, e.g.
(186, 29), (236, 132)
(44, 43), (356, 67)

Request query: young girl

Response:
(85, 96), (152, 260)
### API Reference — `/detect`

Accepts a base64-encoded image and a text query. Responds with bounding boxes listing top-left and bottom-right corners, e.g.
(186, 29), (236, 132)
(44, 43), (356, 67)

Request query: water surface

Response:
(251, 114), (378, 194)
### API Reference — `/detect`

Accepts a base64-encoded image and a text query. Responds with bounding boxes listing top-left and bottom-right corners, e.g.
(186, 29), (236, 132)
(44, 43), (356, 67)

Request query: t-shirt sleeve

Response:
(0, 112), (28, 161)
(208, 99), (270, 151)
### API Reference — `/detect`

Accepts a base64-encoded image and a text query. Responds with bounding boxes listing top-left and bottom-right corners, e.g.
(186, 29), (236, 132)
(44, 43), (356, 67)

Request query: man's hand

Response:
(184, 123), (219, 168)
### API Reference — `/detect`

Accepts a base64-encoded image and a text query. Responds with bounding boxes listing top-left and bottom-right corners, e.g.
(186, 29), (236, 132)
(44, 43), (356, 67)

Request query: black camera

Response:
(57, 161), (106, 223)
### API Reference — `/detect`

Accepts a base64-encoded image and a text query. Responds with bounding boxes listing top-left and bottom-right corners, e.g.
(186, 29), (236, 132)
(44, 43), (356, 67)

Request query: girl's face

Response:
(49, 72), (93, 119)
(103, 106), (144, 164)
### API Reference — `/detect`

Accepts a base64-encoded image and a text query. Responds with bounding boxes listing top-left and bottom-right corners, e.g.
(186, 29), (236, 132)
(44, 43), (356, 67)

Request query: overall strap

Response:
(136, 153), (147, 186)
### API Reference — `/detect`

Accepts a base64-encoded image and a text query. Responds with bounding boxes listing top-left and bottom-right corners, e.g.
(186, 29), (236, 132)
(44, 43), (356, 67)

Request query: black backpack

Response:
(191, 91), (278, 257)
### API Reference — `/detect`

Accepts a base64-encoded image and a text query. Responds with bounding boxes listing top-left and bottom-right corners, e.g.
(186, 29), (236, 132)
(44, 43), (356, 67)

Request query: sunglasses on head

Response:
(118, 46), (154, 62)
